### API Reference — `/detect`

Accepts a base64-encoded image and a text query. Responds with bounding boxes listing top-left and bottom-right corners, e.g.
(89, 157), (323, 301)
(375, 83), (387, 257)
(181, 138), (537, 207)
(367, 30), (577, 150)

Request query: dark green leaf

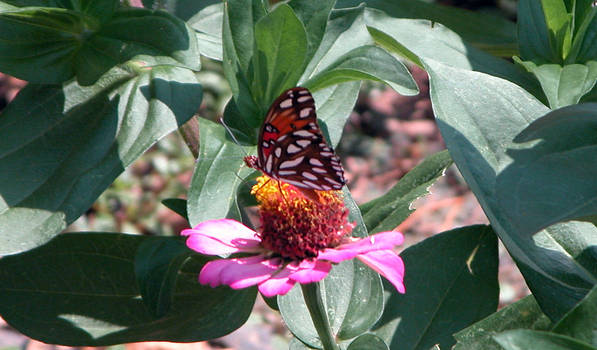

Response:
(570, 7), (597, 62)
(0, 60), (201, 255)
(0, 233), (256, 345)
(134, 236), (191, 317)
(453, 296), (552, 350)
(70, 0), (119, 22)
(0, 7), (200, 85)
(304, 45), (417, 96)
(251, 4), (307, 108)
(360, 150), (452, 234)
(186, 118), (254, 226)
(494, 330), (597, 350)
(362, 9), (543, 101)
(161, 198), (189, 222)
(279, 260), (384, 348)
(336, 0), (517, 56)
(142, 0), (219, 21)
(496, 103), (597, 237)
(425, 59), (596, 321)
(187, 3), (223, 60)
(553, 286), (597, 346)
(373, 225), (499, 350)
(518, 0), (561, 63)
(514, 60), (597, 108)
(347, 333), (388, 350)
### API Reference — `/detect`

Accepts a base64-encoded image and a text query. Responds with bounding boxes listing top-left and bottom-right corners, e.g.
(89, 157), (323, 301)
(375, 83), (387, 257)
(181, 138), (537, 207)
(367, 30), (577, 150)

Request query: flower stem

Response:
(301, 282), (340, 350)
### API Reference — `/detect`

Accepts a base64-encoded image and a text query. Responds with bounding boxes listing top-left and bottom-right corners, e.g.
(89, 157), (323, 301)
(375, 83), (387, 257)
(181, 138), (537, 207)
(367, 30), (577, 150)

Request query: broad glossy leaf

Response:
(134, 237), (191, 317)
(187, 3), (223, 60)
(304, 45), (417, 96)
(0, 233), (256, 345)
(0, 59), (201, 255)
(279, 260), (383, 348)
(496, 103), (597, 237)
(347, 333), (388, 350)
(362, 9), (543, 101)
(453, 296), (552, 350)
(336, 0), (517, 56)
(360, 150), (452, 234)
(0, 7), (200, 85)
(494, 330), (597, 350)
(372, 225), (499, 350)
(186, 118), (254, 227)
(515, 60), (597, 108)
(425, 59), (597, 321)
(251, 4), (308, 108)
(553, 286), (597, 346)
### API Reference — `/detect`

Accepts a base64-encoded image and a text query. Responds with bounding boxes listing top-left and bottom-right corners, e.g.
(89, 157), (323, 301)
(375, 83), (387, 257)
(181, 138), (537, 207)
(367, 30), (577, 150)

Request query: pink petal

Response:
(357, 250), (405, 294)
(199, 255), (267, 288)
(289, 259), (332, 284)
(222, 257), (284, 289)
(258, 267), (296, 297)
(318, 231), (404, 263)
(182, 219), (262, 255)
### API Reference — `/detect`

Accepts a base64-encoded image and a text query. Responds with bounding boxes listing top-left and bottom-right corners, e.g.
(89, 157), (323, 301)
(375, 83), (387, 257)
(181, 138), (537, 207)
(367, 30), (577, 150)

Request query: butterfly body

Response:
(244, 87), (346, 194)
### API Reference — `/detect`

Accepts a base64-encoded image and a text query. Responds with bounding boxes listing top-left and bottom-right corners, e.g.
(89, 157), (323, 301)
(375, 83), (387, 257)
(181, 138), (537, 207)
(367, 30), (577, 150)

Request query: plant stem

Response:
(179, 116), (199, 159)
(301, 282), (340, 350)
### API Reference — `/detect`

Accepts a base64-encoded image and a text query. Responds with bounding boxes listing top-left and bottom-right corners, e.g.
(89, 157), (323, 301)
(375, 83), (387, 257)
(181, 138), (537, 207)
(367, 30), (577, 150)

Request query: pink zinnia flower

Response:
(182, 176), (405, 297)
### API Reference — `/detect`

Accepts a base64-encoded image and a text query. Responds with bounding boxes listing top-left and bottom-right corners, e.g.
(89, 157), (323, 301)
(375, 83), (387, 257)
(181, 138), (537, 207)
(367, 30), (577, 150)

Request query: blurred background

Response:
(0, 0), (528, 349)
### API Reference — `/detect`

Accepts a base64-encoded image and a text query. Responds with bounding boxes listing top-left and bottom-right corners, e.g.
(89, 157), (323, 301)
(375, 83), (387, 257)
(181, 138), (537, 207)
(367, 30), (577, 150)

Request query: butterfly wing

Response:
(252, 87), (346, 191)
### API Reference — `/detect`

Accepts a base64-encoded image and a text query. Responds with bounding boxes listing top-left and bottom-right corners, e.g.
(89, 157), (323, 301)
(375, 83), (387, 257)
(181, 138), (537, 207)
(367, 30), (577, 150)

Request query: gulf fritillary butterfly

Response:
(244, 87), (347, 199)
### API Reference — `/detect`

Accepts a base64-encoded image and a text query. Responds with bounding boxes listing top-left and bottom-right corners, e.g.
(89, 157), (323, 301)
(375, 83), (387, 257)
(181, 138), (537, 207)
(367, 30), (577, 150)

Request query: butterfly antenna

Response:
(219, 117), (250, 158)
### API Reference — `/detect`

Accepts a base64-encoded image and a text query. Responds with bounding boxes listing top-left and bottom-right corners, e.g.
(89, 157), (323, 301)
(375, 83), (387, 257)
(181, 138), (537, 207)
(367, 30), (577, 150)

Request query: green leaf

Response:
(453, 296), (552, 350)
(161, 198), (189, 222)
(518, 0), (561, 63)
(424, 59), (596, 321)
(496, 103), (597, 237)
(134, 237), (191, 317)
(0, 59), (202, 255)
(553, 286), (597, 346)
(142, 0), (219, 21)
(494, 330), (597, 350)
(312, 82), (361, 148)
(360, 150), (452, 234)
(303, 45), (417, 96)
(69, 0), (119, 22)
(222, 0), (266, 106)
(251, 4), (308, 108)
(541, 0), (573, 60)
(187, 3), (223, 60)
(0, 7), (200, 85)
(372, 225), (499, 350)
(347, 333), (388, 350)
(336, 0), (517, 56)
(361, 9), (544, 102)
(570, 6), (597, 63)
(288, 0), (335, 65)
(279, 260), (384, 348)
(0, 233), (256, 345)
(514, 60), (597, 108)
(186, 118), (254, 226)
(300, 5), (373, 83)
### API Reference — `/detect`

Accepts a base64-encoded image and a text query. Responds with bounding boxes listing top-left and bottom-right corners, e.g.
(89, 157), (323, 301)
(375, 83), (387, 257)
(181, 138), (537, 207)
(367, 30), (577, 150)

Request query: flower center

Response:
(252, 176), (353, 259)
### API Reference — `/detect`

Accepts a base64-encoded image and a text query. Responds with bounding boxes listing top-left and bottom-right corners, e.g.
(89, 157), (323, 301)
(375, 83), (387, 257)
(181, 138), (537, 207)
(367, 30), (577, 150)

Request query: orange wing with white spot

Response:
(243, 87), (346, 192)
